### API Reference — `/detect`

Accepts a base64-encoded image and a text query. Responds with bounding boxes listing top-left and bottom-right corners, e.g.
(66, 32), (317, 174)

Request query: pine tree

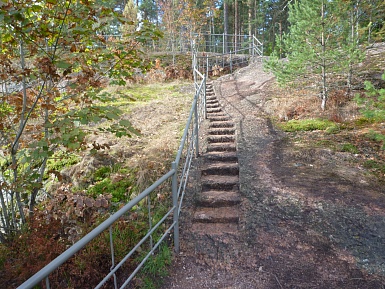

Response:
(121, 0), (139, 35)
(266, 0), (349, 110)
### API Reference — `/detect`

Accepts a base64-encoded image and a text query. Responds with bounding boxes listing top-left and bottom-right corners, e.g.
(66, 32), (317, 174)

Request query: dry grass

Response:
(67, 80), (194, 197)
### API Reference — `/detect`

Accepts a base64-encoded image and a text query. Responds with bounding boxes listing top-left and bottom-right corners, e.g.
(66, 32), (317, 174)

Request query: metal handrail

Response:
(194, 41), (262, 75)
(17, 57), (207, 289)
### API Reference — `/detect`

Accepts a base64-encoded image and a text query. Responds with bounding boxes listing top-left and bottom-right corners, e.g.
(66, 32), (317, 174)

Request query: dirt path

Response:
(160, 60), (385, 288)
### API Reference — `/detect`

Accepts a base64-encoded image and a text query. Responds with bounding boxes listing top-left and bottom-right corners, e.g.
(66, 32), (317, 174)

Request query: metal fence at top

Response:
(16, 55), (207, 289)
(196, 33), (263, 56)
(141, 33), (263, 57)
(193, 36), (263, 77)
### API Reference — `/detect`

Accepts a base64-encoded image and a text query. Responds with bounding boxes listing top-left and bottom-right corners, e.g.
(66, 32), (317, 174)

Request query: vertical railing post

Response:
(193, 51), (197, 90)
(172, 161), (179, 253)
(252, 35), (255, 57)
(194, 92), (199, 158)
(204, 73), (207, 120)
(230, 50), (233, 74)
(222, 33), (225, 54)
(109, 226), (118, 289)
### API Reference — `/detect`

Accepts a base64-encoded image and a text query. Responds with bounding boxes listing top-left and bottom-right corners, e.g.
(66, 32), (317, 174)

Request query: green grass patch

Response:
(87, 166), (138, 202)
(47, 151), (81, 172)
(354, 116), (375, 127)
(366, 130), (385, 149)
(314, 139), (336, 149)
(138, 244), (172, 289)
(103, 82), (191, 111)
(278, 119), (338, 132)
(340, 143), (359, 154)
(363, 159), (385, 174)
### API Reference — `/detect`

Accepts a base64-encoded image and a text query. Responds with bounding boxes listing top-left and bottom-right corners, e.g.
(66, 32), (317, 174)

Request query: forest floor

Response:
(159, 56), (385, 288)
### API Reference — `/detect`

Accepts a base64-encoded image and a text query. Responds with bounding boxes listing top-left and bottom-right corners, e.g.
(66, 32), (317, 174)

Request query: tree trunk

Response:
(224, 0), (229, 53)
(248, 0), (253, 54)
(0, 190), (11, 236)
(11, 42), (27, 225)
(321, 0), (327, 111)
(234, 0), (239, 52)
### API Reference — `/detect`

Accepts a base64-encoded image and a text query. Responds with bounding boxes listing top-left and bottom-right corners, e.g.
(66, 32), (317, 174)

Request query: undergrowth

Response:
(1, 79), (191, 288)
(86, 166), (139, 202)
(278, 118), (339, 132)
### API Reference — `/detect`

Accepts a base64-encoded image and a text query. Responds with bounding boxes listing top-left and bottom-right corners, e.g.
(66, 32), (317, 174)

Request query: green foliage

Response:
(354, 116), (375, 127)
(143, 245), (172, 277)
(0, 0), (162, 234)
(139, 244), (172, 289)
(46, 152), (80, 173)
(340, 143), (359, 154)
(363, 160), (385, 175)
(265, 0), (365, 109)
(278, 119), (338, 132)
(355, 75), (385, 123)
(366, 130), (385, 150)
(93, 166), (112, 181)
(87, 166), (138, 202)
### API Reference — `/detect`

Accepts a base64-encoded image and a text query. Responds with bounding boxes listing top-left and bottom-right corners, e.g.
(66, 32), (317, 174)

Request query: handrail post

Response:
(222, 33), (225, 54)
(252, 35), (255, 57)
(194, 93), (199, 158)
(203, 76), (207, 120)
(230, 50), (233, 74)
(172, 161), (179, 253)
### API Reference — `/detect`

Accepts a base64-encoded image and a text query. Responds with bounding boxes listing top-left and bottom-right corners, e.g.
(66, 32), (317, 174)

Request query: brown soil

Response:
(159, 59), (385, 288)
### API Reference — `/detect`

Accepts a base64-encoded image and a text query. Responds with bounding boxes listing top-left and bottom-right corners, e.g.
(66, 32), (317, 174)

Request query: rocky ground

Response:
(159, 59), (385, 288)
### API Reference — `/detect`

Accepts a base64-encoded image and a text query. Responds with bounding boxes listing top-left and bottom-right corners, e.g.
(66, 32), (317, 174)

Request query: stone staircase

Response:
(192, 82), (241, 236)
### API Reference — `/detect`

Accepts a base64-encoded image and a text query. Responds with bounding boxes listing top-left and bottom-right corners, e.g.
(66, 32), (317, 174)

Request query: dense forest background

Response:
(113, 0), (385, 54)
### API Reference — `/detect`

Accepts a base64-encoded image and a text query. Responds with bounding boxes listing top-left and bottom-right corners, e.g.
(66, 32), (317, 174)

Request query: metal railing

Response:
(197, 33), (261, 55)
(252, 35), (264, 57)
(17, 54), (207, 289)
(192, 34), (263, 77)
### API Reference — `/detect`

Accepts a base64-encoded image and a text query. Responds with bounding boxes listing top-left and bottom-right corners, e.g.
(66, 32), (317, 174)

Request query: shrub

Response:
(355, 73), (385, 123)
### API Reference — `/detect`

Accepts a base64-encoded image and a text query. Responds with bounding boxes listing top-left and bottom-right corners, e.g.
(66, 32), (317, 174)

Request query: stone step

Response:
(207, 116), (231, 122)
(206, 111), (225, 116)
(207, 107), (222, 113)
(193, 207), (239, 223)
(206, 143), (236, 153)
(191, 223), (239, 236)
(203, 151), (238, 163)
(202, 162), (239, 176)
(207, 135), (235, 143)
(198, 190), (241, 207)
(208, 127), (235, 135)
(209, 121), (234, 128)
(206, 103), (220, 109)
(201, 175), (239, 191)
